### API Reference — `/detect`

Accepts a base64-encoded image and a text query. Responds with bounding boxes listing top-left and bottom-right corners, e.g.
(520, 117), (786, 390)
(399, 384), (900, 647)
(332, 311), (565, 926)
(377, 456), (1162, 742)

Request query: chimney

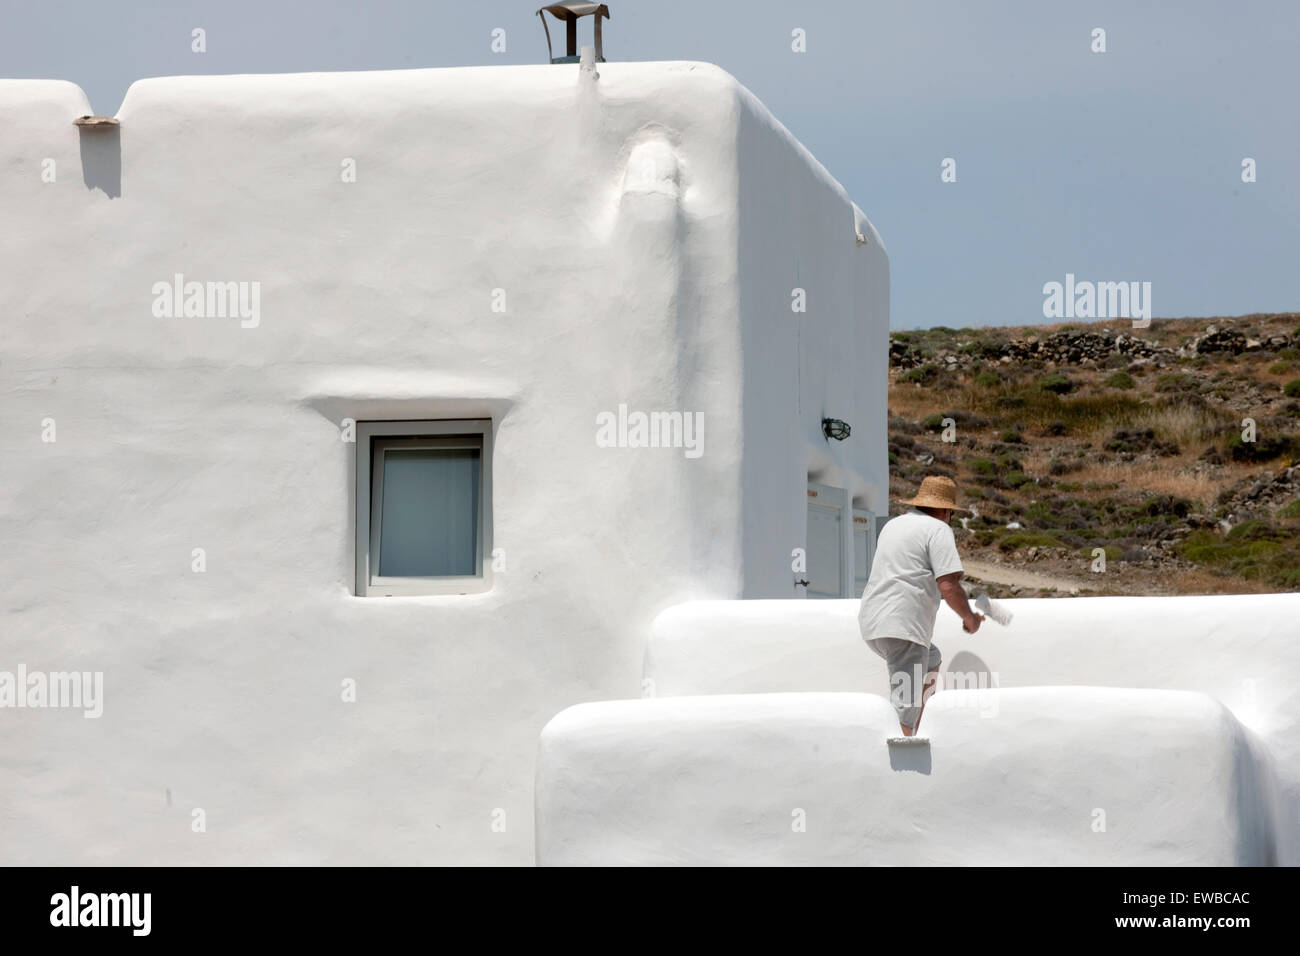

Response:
(537, 2), (610, 64)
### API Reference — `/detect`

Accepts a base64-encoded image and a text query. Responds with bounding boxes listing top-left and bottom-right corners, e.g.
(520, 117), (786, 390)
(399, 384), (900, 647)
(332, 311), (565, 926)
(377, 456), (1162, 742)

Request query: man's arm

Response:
(937, 572), (983, 633)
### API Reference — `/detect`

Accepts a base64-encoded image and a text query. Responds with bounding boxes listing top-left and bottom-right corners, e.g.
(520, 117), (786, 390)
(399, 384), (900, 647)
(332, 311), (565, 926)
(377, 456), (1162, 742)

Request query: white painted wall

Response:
(0, 62), (886, 864)
(636, 594), (1300, 864)
(537, 688), (1279, 866)
(735, 88), (889, 597)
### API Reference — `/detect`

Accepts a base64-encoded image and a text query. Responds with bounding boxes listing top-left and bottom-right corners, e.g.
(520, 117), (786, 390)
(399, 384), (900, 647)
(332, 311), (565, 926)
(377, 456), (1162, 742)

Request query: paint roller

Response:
(962, 582), (1014, 627)
(974, 592), (1013, 626)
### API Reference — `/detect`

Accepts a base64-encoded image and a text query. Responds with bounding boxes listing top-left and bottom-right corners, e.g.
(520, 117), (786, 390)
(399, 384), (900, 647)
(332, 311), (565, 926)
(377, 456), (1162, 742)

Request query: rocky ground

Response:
(888, 313), (1300, 598)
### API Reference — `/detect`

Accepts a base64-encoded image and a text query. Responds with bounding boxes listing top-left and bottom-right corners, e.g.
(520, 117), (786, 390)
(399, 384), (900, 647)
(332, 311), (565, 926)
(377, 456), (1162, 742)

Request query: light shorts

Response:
(865, 637), (943, 729)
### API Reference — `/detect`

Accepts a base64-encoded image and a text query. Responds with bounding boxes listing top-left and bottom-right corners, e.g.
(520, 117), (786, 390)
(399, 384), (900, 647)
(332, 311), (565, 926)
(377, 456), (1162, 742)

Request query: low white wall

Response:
(644, 594), (1300, 863)
(536, 688), (1278, 866)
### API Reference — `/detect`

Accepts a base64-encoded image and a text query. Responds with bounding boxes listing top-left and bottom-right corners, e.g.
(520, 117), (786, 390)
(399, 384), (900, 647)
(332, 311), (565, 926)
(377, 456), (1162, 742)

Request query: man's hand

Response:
(938, 571), (982, 633)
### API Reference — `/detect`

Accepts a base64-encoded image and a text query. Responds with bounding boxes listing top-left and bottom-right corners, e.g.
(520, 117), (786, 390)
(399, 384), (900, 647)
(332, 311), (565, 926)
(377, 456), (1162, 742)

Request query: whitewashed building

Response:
(0, 59), (888, 864)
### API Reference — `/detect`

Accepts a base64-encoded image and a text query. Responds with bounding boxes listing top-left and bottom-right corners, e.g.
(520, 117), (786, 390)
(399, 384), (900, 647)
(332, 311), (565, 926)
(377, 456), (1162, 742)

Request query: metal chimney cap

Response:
(537, 2), (610, 20)
(538, 2), (610, 64)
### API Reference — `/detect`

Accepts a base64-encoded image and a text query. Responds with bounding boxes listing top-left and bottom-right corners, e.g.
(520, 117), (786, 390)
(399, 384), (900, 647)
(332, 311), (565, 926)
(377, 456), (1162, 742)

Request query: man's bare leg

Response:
(899, 668), (941, 736)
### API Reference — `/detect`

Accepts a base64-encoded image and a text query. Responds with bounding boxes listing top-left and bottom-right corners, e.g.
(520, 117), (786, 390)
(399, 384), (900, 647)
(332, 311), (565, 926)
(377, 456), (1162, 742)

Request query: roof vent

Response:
(537, 2), (610, 64)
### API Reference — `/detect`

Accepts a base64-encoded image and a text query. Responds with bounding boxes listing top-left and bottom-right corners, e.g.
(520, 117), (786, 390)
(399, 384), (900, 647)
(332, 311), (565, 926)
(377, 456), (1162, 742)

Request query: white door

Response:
(853, 508), (875, 597)
(806, 483), (850, 599)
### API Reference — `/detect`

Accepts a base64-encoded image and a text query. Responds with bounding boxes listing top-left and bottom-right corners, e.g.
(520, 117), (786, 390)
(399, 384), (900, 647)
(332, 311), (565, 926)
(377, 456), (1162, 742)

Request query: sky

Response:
(3, 0), (1297, 329)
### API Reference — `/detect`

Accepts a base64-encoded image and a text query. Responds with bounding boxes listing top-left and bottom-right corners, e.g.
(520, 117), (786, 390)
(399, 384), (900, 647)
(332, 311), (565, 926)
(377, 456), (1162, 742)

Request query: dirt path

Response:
(962, 558), (1101, 594)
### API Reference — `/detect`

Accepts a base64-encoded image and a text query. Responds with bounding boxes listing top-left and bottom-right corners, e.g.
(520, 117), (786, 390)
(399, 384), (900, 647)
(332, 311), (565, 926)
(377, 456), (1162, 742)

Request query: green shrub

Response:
(970, 457), (996, 476)
(974, 370), (1000, 386)
(1227, 519), (1285, 542)
(996, 530), (1060, 552)
(1155, 372), (1199, 393)
(1139, 495), (1195, 518)
(1039, 372), (1075, 394)
(1284, 379), (1300, 398)
(1105, 371), (1135, 390)
(1023, 500), (1054, 522)
(1005, 471), (1032, 488)
(1001, 429), (1023, 443)
(902, 364), (939, 385)
(1178, 522), (1299, 585)
(1226, 432), (1294, 463)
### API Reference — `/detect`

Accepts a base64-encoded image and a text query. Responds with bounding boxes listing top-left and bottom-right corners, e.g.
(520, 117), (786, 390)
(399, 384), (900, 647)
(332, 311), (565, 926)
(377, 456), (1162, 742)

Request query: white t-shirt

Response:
(858, 509), (964, 647)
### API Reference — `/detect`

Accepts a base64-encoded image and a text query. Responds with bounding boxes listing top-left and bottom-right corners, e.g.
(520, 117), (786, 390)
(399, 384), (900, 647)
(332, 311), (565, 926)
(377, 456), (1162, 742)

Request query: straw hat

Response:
(900, 475), (971, 515)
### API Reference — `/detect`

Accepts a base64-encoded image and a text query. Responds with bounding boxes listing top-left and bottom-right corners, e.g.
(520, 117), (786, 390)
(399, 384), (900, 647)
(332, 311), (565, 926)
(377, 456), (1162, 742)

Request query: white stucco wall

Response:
(734, 89), (890, 597)
(536, 688), (1278, 866)
(634, 594), (1300, 864)
(0, 62), (885, 864)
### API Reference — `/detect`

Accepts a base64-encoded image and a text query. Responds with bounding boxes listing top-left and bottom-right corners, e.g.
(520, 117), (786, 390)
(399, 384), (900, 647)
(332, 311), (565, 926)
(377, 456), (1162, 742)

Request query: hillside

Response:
(888, 313), (1300, 597)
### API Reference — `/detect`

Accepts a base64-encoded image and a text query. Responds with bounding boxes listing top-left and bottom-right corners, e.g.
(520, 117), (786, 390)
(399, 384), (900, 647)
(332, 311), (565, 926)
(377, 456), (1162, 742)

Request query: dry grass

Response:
(888, 381), (987, 423)
(1127, 402), (1228, 447)
(1063, 458), (1252, 504)
(1153, 567), (1275, 596)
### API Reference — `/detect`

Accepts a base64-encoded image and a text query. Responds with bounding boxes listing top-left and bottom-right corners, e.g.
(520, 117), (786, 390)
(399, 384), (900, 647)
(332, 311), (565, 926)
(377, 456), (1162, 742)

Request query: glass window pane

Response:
(378, 448), (480, 577)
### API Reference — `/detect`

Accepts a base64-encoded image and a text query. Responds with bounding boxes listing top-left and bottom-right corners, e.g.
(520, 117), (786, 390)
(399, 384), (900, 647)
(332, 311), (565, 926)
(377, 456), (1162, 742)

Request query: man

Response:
(859, 475), (982, 737)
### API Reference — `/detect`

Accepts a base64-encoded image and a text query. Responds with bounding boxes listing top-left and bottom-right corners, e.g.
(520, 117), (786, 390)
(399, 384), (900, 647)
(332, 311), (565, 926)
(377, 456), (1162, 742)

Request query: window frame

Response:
(355, 419), (493, 597)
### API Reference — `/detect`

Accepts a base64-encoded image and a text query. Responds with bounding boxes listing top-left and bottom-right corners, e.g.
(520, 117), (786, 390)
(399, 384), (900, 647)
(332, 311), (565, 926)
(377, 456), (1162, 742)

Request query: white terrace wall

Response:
(638, 594), (1300, 864)
(0, 62), (885, 864)
(537, 688), (1279, 866)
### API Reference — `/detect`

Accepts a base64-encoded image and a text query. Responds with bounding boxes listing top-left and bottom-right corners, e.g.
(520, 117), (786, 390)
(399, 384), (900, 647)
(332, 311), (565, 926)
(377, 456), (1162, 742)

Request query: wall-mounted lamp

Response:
(822, 418), (851, 441)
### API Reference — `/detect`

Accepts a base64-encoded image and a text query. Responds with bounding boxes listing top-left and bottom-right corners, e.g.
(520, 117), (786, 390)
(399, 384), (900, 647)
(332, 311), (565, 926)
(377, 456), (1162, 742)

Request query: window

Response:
(355, 420), (493, 596)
